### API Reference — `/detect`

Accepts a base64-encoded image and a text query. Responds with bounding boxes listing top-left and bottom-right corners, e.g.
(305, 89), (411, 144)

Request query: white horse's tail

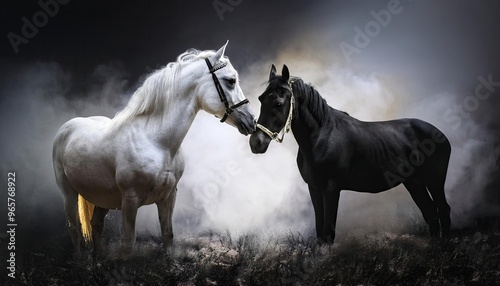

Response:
(78, 194), (95, 243)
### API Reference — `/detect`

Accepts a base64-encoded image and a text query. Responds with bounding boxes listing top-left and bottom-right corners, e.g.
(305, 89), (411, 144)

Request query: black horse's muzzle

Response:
(249, 130), (271, 153)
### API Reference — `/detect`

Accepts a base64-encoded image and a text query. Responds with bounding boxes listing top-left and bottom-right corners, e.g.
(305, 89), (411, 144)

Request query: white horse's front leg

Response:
(156, 188), (177, 249)
(120, 191), (140, 259)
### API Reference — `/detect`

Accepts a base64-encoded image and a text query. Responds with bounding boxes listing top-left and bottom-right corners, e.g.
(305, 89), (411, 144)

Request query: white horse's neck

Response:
(110, 66), (201, 154)
(146, 93), (198, 151)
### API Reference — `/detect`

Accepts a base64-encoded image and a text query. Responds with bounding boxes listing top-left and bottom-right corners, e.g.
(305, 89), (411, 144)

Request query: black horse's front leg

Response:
(322, 183), (340, 243)
(308, 185), (324, 239)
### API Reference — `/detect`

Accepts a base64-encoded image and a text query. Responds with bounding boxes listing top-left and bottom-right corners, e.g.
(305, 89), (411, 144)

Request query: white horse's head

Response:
(179, 42), (256, 135)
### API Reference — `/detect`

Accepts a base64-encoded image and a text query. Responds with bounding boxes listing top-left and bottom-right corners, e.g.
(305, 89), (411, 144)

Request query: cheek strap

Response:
(205, 58), (249, 123)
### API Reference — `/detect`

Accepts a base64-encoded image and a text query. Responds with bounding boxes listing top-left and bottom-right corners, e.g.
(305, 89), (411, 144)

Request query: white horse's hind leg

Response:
(59, 176), (83, 256)
(157, 188), (177, 249)
(120, 191), (140, 259)
(91, 207), (109, 259)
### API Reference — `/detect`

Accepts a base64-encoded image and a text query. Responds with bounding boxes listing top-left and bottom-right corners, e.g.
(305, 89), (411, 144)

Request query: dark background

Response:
(1, 0), (310, 82)
(0, 0), (499, 245)
(2, 1), (498, 88)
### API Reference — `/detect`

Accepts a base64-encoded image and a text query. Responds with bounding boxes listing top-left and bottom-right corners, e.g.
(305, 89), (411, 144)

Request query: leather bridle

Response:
(205, 58), (249, 123)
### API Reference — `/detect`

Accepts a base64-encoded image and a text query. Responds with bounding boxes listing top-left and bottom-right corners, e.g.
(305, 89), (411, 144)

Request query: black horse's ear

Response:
(282, 65), (290, 82)
(269, 64), (277, 80)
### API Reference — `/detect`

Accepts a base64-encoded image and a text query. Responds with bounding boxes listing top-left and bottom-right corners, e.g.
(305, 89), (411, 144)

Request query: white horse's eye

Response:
(226, 78), (236, 86)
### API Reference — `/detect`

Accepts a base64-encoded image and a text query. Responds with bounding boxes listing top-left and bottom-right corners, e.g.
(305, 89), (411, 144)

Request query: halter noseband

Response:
(205, 58), (249, 123)
(256, 86), (295, 143)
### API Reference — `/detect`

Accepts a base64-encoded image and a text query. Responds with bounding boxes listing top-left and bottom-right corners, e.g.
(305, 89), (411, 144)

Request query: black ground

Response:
(2, 217), (499, 286)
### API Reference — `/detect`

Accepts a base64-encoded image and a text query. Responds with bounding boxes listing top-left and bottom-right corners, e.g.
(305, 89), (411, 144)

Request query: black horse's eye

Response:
(274, 99), (284, 107)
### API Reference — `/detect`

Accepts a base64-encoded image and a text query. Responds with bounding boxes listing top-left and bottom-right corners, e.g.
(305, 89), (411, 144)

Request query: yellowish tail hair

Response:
(78, 194), (95, 243)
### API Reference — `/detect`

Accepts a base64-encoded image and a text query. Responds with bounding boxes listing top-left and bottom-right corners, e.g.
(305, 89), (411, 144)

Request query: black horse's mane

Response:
(267, 76), (349, 126)
(290, 77), (349, 125)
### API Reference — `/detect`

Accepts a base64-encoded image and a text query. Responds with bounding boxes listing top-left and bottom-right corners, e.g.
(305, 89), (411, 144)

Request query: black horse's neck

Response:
(290, 79), (336, 149)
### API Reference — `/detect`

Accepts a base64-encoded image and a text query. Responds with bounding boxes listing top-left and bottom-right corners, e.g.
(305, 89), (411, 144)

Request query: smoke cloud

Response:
(1, 1), (499, 243)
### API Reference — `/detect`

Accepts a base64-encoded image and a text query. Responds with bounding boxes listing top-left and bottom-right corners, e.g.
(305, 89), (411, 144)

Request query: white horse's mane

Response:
(112, 49), (221, 127)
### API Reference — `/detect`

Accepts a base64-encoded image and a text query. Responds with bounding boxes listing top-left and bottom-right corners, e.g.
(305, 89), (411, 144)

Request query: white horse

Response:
(52, 42), (256, 258)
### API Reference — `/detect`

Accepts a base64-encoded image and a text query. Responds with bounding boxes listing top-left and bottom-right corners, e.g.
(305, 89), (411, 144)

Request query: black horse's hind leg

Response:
(427, 182), (451, 238)
(91, 207), (109, 260)
(308, 185), (324, 240)
(404, 181), (439, 237)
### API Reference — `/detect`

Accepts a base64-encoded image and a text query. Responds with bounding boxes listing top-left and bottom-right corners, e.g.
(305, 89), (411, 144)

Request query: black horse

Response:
(250, 65), (451, 243)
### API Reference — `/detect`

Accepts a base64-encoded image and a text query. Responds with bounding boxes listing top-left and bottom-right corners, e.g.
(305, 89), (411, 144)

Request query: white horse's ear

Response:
(269, 64), (277, 80)
(212, 40), (229, 63)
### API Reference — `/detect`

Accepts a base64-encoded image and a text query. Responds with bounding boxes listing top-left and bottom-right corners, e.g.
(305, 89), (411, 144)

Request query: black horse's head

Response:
(250, 64), (294, 154)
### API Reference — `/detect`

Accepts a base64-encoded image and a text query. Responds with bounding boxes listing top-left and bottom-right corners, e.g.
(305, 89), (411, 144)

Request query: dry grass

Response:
(5, 221), (500, 286)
